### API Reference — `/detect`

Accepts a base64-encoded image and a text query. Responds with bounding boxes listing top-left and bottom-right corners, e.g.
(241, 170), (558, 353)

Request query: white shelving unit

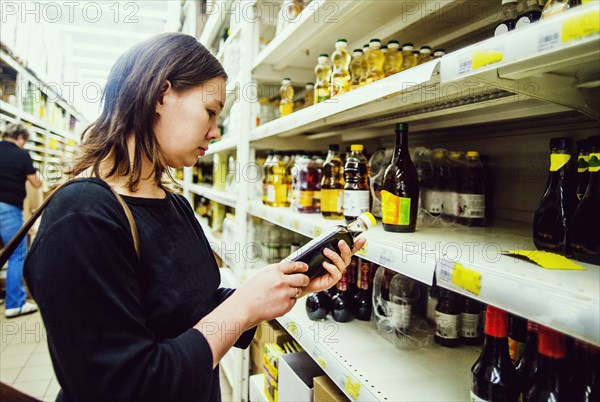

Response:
(187, 1), (600, 401)
(249, 374), (268, 402)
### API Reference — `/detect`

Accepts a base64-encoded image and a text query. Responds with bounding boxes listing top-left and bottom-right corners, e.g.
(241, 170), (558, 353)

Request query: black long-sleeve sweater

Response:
(24, 178), (254, 402)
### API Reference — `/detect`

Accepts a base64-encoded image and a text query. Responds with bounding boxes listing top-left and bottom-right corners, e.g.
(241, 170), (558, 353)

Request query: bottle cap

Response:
(467, 151), (479, 157)
(413, 50), (420, 55)
(353, 49), (363, 53)
(550, 137), (572, 151)
(538, 325), (566, 359)
(328, 144), (339, 151)
(305, 82), (314, 87)
(283, 77), (291, 82)
(402, 43), (414, 51)
(484, 305), (508, 338)
(420, 45), (432, 51)
(387, 42), (400, 49)
(318, 53), (329, 58)
(336, 38), (347, 43)
(434, 49), (446, 57)
(363, 44), (369, 48)
(388, 39), (400, 45)
(358, 212), (377, 229)
(350, 144), (364, 152)
(395, 122), (409, 132)
(502, 0), (518, 4)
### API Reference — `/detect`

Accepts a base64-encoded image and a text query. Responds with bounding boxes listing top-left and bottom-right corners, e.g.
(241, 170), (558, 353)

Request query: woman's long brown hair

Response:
(71, 33), (227, 191)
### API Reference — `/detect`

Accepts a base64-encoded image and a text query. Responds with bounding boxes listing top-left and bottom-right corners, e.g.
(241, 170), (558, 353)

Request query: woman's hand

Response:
(299, 237), (367, 298)
(232, 261), (310, 329)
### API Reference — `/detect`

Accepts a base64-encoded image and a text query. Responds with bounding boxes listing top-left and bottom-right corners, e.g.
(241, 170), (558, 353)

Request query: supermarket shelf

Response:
(206, 135), (238, 157)
(188, 183), (237, 208)
(248, 201), (600, 346)
(277, 298), (480, 401)
(441, 2), (600, 120)
(200, 0), (235, 49)
(0, 100), (74, 139)
(223, 74), (239, 117)
(195, 213), (225, 261)
(249, 374), (268, 402)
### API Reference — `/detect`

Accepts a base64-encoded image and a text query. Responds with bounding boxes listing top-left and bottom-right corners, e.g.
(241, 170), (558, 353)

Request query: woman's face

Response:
(154, 77), (225, 168)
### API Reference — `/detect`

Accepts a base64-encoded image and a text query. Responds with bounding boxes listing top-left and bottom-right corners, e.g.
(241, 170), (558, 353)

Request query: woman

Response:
(24, 33), (365, 402)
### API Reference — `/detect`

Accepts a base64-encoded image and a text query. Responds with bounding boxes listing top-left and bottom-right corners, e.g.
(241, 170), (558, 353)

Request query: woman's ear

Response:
(157, 80), (172, 106)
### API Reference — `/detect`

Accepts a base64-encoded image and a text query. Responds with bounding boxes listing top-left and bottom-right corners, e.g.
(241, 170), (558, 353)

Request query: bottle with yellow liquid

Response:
(417, 46), (433, 65)
(360, 44), (370, 86)
(321, 144), (345, 220)
(401, 43), (417, 71)
(270, 152), (290, 207)
(304, 83), (314, 108)
(541, 0), (571, 19)
(331, 39), (351, 96)
(279, 78), (294, 117)
(365, 39), (385, 83)
(383, 40), (402, 77)
(348, 49), (365, 91)
(314, 54), (332, 104)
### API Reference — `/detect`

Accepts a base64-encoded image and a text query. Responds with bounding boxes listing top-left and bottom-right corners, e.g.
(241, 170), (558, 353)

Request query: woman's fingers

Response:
(352, 237), (367, 254)
(278, 261), (308, 274)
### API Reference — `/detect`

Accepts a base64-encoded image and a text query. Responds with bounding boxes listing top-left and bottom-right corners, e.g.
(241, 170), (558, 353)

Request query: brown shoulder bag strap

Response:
(0, 179), (141, 268)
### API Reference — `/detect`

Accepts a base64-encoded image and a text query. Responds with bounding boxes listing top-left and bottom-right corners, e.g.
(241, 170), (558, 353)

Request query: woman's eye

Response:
(208, 110), (217, 117)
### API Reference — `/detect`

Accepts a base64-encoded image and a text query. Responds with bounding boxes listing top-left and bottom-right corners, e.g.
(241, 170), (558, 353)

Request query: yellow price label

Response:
(312, 226), (323, 237)
(504, 250), (584, 270)
(356, 243), (367, 257)
(67, 139), (76, 147)
(562, 10), (600, 43)
(344, 376), (361, 400)
(286, 321), (298, 337)
(316, 357), (327, 369)
(291, 219), (300, 230)
(451, 262), (482, 296)
(472, 49), (504, 70)
(49, 138), (59, 150)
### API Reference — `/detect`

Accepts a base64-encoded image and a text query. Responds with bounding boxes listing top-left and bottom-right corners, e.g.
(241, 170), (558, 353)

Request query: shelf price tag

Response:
(338, 374), (361, 401)
(291, 219), (300, 230)
(316, 357), (327, 369)
(356, 243), (367, 257)
(472, 49), (504, 70)
(438, 259), (482, 296)
(312, 226), (323, 237)
(562, 10), (600, 43)
(286, 321), (299, 338)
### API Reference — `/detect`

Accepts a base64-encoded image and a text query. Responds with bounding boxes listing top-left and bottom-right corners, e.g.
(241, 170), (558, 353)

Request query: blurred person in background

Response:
(0, 123), (42, 316)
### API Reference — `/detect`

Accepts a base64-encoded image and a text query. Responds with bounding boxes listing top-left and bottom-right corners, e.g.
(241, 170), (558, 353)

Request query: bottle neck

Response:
(585, 151), (600, 197)
(393, 129), (410, 162)
(345, 216), (369, 235)
(547, 151), (571, 189)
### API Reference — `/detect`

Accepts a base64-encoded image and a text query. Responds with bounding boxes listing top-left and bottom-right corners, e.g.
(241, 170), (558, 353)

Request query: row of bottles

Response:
(495, 0), (592, 36)
(533, 135), (600, 264)
(471, 305), (599, 401)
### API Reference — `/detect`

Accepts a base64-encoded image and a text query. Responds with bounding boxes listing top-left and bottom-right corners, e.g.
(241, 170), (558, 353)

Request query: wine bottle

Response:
(495, 0), (519, 36)
(461, 297), (483, 346)
(282, 212), (375, 278)
(508, 314), (528, 364)
(471, 306), (519, 402)
(571, 135), (600, 265)
(533, 137), (577, 255)
(576, 139), (590, 201)
(343, 144), (371, 223)
(331, 270), (354, 322)
(381, 122), (420, 232)
(371, 266), (394, 341)
(352, 258), (373, 321)
(435, 289), (461, 348)
(457, 151), (486, 226)
(306, 291), (332, 321)
(572, 340), (600, 401)
(515, 321), (539, 399)
(525, 326), (569, 401)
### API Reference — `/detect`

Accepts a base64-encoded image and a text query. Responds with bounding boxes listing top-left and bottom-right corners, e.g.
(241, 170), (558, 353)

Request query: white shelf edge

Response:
(248, 201), (600, 346)
(206, 135), (238, 157)
(188, 183), (237, 209)
(249, 374), (268, 402)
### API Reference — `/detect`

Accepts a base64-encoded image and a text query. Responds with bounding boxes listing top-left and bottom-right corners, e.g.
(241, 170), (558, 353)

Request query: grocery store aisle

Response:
(0, 306), (59, 401)
(0, 305), (234, 401)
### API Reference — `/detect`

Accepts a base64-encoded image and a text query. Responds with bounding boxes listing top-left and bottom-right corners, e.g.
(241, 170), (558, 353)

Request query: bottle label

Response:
(275, 184), (288, 204)
(321, 189), (343, 212)
(343, 190), (370, 217)
(589, 153), (600, 172)
(515, 16), (532, 29)
(279, 103), (293, 116)
(283, 227), (339, 262)
(298, 190), (315, 208)
(424, 190), (443, 214)
(381, 190), (411, 226)
(435, 311), (460, 339)
(461, 312), (481, 338)
(550, 154), (571, 171)
(470, 391), (489, 402)
(457, 194), (485, 218)
(578, 155), (589, 173)
(442, 191), (458, 216)
(391, 297), (412, 331)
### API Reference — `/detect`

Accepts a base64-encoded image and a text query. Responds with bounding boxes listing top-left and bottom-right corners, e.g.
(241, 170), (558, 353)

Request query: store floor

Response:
(1, 304), (234, 401)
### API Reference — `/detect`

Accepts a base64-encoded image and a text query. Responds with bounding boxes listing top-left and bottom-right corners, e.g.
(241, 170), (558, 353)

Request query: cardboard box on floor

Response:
(313, 375), (351, 402)
(251, 321), (293, 375)
(278, 352), (325, 402)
